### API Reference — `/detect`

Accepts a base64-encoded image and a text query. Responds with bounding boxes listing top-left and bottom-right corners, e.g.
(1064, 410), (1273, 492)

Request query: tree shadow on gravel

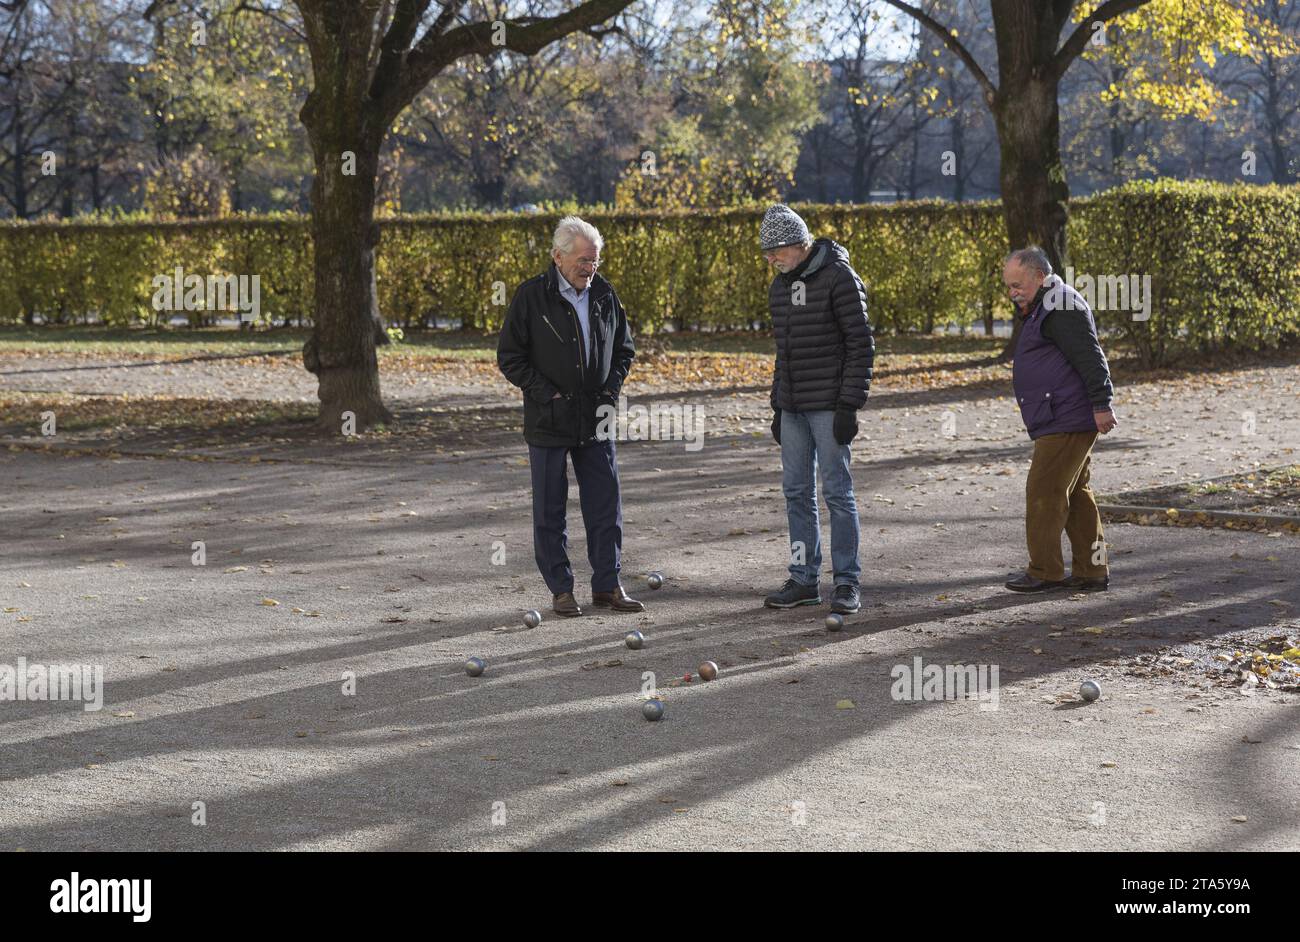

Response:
(0, 534), (1294, 850)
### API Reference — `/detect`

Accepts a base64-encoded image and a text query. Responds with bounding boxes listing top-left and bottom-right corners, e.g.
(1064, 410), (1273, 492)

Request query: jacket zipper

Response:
(563, 302), (586, 384)
(563, 301), (585, 443)
(783, 303), (795, 405)
(541, 315), (564, 343)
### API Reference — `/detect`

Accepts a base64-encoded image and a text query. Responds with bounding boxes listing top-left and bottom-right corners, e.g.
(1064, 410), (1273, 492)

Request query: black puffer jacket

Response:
(769, 238), (874, 413)
(497, 264), (635, 448)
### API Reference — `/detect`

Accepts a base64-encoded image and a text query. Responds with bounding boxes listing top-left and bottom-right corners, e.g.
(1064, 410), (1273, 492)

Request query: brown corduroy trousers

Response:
(1025, 431), (1108, 582)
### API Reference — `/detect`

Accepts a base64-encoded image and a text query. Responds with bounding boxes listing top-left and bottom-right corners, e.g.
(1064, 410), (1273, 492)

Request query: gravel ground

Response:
(1, 351), (1298, 851)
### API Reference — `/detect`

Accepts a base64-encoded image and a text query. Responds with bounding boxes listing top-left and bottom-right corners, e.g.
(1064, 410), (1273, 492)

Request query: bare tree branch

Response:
(232, 0), (308, 41)
(429, 0), (465, 37)
(881, 0), (997, 104)
(143, 0), (178, 22)
(1051, 0), (1155, 80)
(369, 0), (433, 98)
(396, 0), (633, 112)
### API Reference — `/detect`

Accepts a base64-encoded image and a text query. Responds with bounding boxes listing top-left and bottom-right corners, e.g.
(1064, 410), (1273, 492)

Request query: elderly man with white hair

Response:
(497, 216), (641, 617)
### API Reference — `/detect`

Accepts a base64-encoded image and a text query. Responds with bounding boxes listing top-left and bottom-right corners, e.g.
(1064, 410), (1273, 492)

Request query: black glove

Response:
(833, 408), (859, 445)
(771, 409), (782, 445)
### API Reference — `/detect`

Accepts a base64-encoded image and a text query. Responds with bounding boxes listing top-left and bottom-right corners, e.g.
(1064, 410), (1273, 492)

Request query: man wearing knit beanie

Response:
(760, 204), (875, 615)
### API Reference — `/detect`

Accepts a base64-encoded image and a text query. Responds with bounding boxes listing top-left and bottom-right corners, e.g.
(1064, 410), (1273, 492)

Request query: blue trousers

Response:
(781, 410), (861, 587)
(528, 440), (623, 595)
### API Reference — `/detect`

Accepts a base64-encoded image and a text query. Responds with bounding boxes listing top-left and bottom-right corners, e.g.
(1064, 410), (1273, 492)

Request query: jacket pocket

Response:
(1018, 389), (1056, 433)
(541, 393), (577, 438)
(536, 313), (569, 370)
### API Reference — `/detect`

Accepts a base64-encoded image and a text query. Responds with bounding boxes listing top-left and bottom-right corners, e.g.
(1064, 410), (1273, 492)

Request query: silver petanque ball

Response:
(825, 613), (844, 632)
(523, 609), (542, 629)
(1080, 679), (1102, 702)
(642, 699), (665, 721)
(625, 630), (645, 650)
(465, 657), (486, 677)
(647, 572), (664, 590)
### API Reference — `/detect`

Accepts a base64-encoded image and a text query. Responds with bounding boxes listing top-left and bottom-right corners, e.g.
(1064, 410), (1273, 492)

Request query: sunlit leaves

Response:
(1076, 0), (1300, 122)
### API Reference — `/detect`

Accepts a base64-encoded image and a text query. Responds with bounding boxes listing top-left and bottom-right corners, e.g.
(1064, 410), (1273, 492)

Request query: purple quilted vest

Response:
(1012, 288), (1097, 440)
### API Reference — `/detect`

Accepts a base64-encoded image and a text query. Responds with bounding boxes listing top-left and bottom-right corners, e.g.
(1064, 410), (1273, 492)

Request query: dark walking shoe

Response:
(1004, 572), (1068, 593)
(764, 578), (821, 609)
(553, 592), (583, 617)
(591, 585), (645, 613)
(830, 584), (861, 614)
(1064, 574), (1110, 592)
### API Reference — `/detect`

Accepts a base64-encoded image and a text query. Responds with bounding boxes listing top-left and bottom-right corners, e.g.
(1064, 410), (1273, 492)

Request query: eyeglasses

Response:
(576, 256), (600, 271)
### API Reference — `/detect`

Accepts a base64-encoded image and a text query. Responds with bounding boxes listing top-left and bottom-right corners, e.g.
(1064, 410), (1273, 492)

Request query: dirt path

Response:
(0, 352), (1297, 850)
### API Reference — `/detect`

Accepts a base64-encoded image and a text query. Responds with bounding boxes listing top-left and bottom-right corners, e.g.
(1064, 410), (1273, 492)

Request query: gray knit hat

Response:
(760, 203), (811, 251)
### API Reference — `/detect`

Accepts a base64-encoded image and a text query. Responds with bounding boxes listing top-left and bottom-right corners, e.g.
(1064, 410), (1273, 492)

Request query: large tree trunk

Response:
(300, 97), (393, 434)
(881, 0), (1158, 358)
(992, 76), (1070, 361)
(288, 0), (635, 433)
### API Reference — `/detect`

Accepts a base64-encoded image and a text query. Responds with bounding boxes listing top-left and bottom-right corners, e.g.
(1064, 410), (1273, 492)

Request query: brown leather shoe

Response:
(591, 585), (645, 613)
(553, 592), (583, 617)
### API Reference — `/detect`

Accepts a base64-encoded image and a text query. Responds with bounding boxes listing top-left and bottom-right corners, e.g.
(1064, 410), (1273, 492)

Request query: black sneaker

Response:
(764, 578), (821, 609)
(830, 584), (861, 614)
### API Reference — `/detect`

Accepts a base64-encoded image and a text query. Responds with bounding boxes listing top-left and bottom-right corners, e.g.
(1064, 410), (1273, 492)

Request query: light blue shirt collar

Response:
(555, 268), (587, 299)
(555, 267), (593, 357)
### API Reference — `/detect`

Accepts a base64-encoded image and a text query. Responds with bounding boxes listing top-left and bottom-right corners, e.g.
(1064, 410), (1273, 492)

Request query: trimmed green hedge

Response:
(2, 181), (1297, 365)
(1071, 181), (1300, 363)
(0, 215), (314, 330)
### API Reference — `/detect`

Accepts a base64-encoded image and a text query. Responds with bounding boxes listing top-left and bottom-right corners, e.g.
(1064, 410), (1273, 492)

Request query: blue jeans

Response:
(781, 410), (860, 587)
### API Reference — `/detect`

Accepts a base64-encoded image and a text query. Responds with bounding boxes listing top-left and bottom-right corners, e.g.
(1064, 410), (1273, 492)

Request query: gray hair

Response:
(552, 215), (604, 255)
(1006, 246), (1053, 276)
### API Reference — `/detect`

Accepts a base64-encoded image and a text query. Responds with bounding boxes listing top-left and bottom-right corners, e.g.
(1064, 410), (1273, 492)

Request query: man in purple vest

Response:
(1002, 247), (1118, 593)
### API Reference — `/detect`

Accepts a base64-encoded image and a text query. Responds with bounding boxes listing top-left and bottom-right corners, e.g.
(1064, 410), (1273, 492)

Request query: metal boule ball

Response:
(1080, 679), (1102, 702)
(647, 572), (664, 590)
(642, 699), (664, 721)
(523, 609), (542, 629)
(699, 661), (718, 682)
(465, 657), (486, 677)
(625, 630), (644, 650)
(825, 613), (844, 632)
